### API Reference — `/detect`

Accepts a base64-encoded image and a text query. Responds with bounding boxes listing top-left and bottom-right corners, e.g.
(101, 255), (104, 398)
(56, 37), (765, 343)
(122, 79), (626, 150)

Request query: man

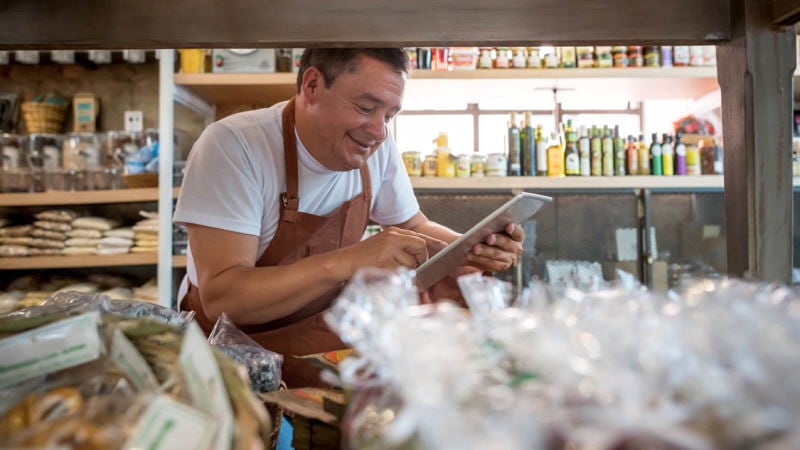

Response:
(175, 48), (524, 387)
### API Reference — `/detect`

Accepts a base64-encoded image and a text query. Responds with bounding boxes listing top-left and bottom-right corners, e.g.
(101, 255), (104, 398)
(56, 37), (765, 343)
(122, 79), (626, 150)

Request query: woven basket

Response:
(123, 173), (159, 188)
(21, 102), (67, 133)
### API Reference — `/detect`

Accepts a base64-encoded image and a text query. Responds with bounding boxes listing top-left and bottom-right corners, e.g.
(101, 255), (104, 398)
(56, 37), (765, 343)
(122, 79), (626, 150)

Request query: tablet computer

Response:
(415, 192), (552, 291)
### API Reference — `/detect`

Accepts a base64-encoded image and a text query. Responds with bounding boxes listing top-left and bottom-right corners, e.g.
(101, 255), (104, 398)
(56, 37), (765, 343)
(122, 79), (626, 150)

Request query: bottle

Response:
(601, 125), (614, 176)
(546, 132), (564, 177)
(495, 47), (511, 68)
(674, 133), (687, 175)
(627, 46), (644, 67)
(527, 47), (542, 68)
(638, 133), (650, 175)
(674, 46), (690, 66)
(590, 126), (602, 176)
(578, 126), (591, 176)
(477, 48), (493, 69)
(535, 125), (547, 176)
(650, 133), (663, 175)
(662, 133), (674, 176)
(561, 47), (577, 68)
(626, 135), (639, 175)
(564, 120), (580, 176)
(613, 125), (625, 176)
(507, 113), (521, 176)
(522, 112), (536, 176)
(612, 46), (629, 67)
(542, 47), (559, 68)
(434, 132), (455, 177)
(512, 48), (527, 68)
(661, 46), (673, 67)
(687, 143), (702, 175)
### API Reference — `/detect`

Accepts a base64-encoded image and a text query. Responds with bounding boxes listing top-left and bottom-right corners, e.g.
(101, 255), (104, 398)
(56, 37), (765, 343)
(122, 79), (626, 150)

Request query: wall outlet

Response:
(124, 110), (144, 132)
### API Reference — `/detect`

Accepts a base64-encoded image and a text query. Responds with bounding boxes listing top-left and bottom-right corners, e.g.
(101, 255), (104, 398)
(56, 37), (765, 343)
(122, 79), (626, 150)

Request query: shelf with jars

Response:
(172, 46), (719, 106)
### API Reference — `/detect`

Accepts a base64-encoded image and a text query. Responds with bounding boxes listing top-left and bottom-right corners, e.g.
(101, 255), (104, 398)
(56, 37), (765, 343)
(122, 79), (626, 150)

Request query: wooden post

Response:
(717, 0), (796, 283)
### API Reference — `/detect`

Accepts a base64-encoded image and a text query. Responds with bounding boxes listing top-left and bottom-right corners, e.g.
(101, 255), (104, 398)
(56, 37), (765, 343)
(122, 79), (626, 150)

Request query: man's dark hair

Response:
(296, 48), (409, 93)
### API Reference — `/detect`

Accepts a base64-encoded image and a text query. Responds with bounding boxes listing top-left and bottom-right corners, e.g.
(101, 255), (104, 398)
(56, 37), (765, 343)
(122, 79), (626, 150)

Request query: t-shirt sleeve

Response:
(370, 139), (420, 225)
(173, 123), (264, 236)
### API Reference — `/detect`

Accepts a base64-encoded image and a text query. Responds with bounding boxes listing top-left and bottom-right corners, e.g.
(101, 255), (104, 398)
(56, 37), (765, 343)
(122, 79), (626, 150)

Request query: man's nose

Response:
(364, 114), (388, 142)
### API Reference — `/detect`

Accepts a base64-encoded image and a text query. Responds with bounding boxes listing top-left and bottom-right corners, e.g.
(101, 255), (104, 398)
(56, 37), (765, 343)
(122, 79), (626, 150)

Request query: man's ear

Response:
(300, 66), (323, 103)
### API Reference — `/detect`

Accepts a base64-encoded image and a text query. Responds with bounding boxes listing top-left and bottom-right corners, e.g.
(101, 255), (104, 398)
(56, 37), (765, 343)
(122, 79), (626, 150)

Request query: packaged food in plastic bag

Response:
(209, 313), (283, 393)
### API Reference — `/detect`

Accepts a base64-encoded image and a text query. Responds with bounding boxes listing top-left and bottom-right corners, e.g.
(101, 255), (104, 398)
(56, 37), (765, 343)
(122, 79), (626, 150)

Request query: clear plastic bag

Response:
(105, 298), (193, 327)
(208, 313), (283, 393)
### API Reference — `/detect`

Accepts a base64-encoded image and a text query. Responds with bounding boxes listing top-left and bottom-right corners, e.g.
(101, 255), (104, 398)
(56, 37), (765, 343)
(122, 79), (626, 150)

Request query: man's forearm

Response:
(408, 220), (461, 245)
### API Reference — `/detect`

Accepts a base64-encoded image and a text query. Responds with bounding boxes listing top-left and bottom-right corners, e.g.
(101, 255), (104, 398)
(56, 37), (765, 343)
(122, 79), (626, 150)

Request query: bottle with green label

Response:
(650, 133), (663, 175)
(578, 126), (590, 176)
(590, 126), (602, 176)
(601, 125), (614, 176)
(564, 120), (580, 176)
(613, 125), (625, 176)
(522, 112), (535, 175)
(661, 133), (674, 176)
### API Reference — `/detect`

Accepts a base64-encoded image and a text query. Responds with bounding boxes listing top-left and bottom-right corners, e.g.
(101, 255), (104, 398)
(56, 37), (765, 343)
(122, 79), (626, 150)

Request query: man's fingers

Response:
(466, 253), (512, 272)
(505, 223), (525, 242)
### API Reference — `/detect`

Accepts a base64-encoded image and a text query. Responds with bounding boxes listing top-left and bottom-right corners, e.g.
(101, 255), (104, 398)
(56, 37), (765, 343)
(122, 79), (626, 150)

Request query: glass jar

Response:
(106, 130), (146, 169)
(401, 151), (422, 177)
(470, 154), (486, 177)
(422, 154), (437, 177)
(627, 46), (644, 67)
(29, 133), (64, 192)
(494, 48), (511, 69)
(478, 48), (493, 69)
(0, 134), (28, 193)
(64, 132), (101, 170)
(511, 48), (527, 68)
(643, 46), (661, 67)
(611, 46), (629, 67)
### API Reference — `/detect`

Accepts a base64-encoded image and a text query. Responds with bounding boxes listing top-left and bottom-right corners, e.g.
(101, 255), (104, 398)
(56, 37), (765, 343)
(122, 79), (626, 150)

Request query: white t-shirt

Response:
(174, 101), (419, 297)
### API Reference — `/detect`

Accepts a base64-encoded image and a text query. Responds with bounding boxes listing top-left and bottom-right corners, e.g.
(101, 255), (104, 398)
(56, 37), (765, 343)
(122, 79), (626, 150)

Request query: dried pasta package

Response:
(71, 217), (119, 232)
(0, 225), (33, 237)
(66, 229), (103, 239)
(0, 245), (29, 257)
(30, 228), (67, 240)
(34, 210), (79, 223)
(29, 238), (65, 249)
(209, 313), (283, 393)
(33, 221), (71, 232)
(0, 237), (33, 247)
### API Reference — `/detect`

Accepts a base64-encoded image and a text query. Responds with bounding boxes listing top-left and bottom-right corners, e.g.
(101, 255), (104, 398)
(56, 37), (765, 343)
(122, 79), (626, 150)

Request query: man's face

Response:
(306, 55), (405, 171)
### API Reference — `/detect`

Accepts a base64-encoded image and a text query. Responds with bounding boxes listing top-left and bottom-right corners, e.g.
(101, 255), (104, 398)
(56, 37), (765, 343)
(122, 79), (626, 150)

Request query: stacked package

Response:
(0, 293), (275, 449)
(64, 216), (119, 255)
(325, 269), (800, 450)
(132, 211), (158, 253)
(97, 227), (134, 255)
(0, 210), (80, 257)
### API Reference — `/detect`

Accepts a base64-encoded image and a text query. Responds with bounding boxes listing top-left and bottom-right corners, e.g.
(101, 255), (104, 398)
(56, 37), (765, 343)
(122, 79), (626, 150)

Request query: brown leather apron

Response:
(182, 98), (372, 388)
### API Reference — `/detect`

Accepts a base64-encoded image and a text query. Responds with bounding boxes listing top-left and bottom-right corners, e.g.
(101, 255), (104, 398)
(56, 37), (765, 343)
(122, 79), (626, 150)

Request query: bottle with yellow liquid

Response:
(546, 132), (564, 177)
(434, 132), (456, 177)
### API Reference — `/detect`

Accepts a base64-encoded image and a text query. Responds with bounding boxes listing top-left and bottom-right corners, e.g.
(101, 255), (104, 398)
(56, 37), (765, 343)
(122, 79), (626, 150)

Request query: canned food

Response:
(486, 153), (507, 177)
(422, 154), (437, 177)
(456, 154), (471, 177)
(470, 154), (486, 177)
(402, 151), (422, 176)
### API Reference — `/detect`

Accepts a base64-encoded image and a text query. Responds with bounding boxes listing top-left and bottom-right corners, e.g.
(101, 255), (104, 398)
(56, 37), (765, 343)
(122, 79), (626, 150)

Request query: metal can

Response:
(402, 151), (422, 176)
(485, 153), (507, 177)
(470, 154), (486, 177)
(422, 154), (437, 177)
(456, 154), (471, 177)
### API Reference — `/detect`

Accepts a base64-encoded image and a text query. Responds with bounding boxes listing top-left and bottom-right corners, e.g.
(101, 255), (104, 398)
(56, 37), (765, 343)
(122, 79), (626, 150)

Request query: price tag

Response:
(124, 395), (216, 450)
(110, 329), (159, 391)
(179, 322), (233, 450)
(0, 312), (102, 389)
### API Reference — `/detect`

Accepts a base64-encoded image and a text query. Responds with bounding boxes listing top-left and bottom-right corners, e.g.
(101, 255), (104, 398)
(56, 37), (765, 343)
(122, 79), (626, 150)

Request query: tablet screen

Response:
(415, 192), (552, 290)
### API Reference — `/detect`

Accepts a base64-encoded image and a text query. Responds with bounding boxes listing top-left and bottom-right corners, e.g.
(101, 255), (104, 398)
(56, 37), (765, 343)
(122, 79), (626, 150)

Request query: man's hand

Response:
(338, 226), (447, 277)
(466, 223), (525, 273)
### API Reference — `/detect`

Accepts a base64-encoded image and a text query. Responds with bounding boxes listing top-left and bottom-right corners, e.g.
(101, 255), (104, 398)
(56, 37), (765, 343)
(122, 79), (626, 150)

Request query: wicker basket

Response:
(21, 102), (67, 133)
(123, 173), (159, 188)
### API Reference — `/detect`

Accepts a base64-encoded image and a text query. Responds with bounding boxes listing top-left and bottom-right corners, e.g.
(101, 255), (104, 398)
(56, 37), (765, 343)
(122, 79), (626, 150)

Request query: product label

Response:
(179, 322), (233, 450)
(0, 312), (102, 389)
(565, 153), (580, 173)
(111, 329), (159, 391)
(124, 395), (216, 450)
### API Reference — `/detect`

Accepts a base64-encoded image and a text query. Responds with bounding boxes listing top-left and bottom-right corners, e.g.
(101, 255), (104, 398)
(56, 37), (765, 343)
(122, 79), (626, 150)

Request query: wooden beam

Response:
(772, 0), (800, 25)
(717, 0), (796, 283)
(0, 0), (729, 49)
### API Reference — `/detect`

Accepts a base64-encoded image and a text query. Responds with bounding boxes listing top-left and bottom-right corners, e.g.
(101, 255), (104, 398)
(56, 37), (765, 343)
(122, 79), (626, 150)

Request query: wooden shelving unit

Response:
(175, 67), (720, 105)
(410, 175), (728, 190)
(0, 253), (187, 270)
(172, 255), (187, 268)
(0, 187), (181, 207)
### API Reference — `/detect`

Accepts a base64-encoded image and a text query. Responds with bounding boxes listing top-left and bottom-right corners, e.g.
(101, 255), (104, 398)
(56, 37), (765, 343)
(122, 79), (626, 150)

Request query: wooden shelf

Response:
(0, 187), (180, 207)
(410, 175), (727, 190)
(1, 253), (187, 270)
(1, 253), (159, 270)
(173, 255), (187, 268)
(174, 68), (720, 105)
